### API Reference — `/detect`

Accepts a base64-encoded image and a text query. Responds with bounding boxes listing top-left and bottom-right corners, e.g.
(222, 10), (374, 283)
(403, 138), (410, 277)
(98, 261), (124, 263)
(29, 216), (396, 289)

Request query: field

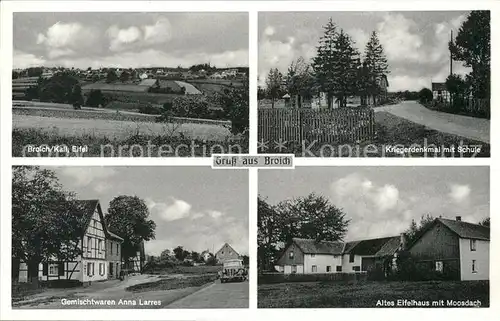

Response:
(12, 104), (247, 157)
(258, 280), (489, 308)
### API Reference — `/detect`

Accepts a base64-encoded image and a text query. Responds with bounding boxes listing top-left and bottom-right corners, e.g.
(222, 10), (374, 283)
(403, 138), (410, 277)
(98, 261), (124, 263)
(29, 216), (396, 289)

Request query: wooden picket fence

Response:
(258, 107), (376, 145)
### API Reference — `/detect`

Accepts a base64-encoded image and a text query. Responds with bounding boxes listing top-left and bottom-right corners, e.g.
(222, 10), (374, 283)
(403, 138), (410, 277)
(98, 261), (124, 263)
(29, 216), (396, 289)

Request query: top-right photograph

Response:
(258, 11), (490, 157)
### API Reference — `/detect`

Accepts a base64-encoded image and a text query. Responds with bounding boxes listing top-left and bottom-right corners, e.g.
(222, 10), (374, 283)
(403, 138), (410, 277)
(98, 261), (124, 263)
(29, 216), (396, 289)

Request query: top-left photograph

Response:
(12, 12), (249, 157)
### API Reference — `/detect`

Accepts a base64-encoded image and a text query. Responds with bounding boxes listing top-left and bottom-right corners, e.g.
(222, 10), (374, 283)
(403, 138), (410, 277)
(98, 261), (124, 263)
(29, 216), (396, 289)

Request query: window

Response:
(472, 260), (477, 273)
(99, 263), (105, 276)
(435, 261), (443, 272)
(116, 244), (119, 256)
(311, 254), (315, 258)
(353, 266), (360, 271)
(87, 262), (93, 276)
(289, 251), (294, 259)
(312, 265), (317, 273)
(49, 264), (59, 276)
(326, 266), (331, 272)
(349, 253), (355, 263)
(87, 237), (92, 252)
(109, 262), (114, 276)
(336, 266), (342, 272)
(110, 242), (113, 255)
(470, 239), (477, 251)
(291, 265), (297, 274)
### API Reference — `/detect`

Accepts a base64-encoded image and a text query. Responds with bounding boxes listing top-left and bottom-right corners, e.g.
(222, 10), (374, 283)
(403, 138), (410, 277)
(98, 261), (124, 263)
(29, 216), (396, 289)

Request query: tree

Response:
(85, 89), (106, 107)
(12, 166), (82, 286)
(331, 29), (361, 107)
(12, 70), (19, 79)
(69, 84), (84, 108)
(38, 72), (79, 103)
(27, 67), (44, 77)
(257, 193), (350, 270)
(105, 196), (156, 268)
(265, 68), (283, 108)
(479, 217), (490, 227)
(160, 249), (172, 260)
(418, 88), (433, 103)
(363, 31), (389, 105)
(119, 70), (130, 82)
(106, 69), (118, 83)
(191, 251), (201, 263)
(449, 11), (490, 99)
(405, 214), (435, 245)
(241, 255), (249, 266)
(286, 57), (315, 108)
(445, 73), (468, 110)
(217, 78), (249, 135)
(173, 246), (189, 261)
(313, 18), (338, 109)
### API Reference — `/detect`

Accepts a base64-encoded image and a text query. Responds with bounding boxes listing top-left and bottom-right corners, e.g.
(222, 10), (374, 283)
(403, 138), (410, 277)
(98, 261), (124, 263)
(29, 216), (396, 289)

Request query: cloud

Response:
(449, 184), (471, 203)
(264, 26), (275, 36)
(147, 197), (192, 221)
(207, 210), (224, 219)
(13, 50), (46, 69)
(60, 167), (117, 186)
(107, 25), (142, 51)
(143, 18), (172, 44)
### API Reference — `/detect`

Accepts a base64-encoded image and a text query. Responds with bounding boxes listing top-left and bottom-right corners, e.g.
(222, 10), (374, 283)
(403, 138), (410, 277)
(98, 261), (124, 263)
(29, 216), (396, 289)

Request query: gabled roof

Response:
(216, 243), (239, 256)
(71, 199), (123, 242)
(344, 236), (400, 256)
(374, 236), (401, 257)
(174, 81), (202, 95)
(438, 218), (490, 241)
(138, 79), (158, 87)
(292, 237), (344, 255)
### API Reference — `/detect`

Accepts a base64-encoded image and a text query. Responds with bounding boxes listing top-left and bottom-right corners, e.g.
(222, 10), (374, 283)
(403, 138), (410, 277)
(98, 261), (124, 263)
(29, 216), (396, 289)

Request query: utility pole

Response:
(450, 30), (453, 76)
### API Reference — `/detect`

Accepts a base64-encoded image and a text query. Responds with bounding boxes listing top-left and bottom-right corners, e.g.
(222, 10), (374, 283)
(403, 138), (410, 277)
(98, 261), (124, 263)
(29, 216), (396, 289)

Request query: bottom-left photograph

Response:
(11, 166), (249, 309)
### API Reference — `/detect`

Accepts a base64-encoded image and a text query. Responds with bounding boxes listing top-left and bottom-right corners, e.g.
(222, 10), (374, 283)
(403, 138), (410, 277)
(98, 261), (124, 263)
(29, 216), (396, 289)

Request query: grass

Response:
(13, 107), (156, 122)
(259, 111), (490, 157)
(12, 128), (248, 157)
(258, 280), (489, 308)
(126, 275), (216, 293)
(12, 283), (47, 303)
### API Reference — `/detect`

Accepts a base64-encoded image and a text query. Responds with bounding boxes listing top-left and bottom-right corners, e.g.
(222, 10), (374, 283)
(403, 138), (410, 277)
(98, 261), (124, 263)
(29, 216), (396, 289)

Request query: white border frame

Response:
(1, 1), (498, 320)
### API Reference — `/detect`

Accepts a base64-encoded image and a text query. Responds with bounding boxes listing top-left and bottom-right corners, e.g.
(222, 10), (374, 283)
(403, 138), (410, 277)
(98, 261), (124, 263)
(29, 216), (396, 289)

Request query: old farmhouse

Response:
(408, 216), (489, 281)
(275, 216), (489, 281)
(215, 243), (240, 263)
(18, 200), (124, 285)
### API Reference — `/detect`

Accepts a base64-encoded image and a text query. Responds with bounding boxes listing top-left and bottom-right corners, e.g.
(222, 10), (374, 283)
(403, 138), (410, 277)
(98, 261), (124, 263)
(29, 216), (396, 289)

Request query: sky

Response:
(259, 11), (474, 91)
(44, 166), (249, 256)
(259, 166), (489, 241)
(13, 12), (249, 69)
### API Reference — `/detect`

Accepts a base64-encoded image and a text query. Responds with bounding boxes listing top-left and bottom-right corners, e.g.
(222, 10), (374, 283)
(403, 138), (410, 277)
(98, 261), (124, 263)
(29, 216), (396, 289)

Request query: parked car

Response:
(218, 259), (247, 283)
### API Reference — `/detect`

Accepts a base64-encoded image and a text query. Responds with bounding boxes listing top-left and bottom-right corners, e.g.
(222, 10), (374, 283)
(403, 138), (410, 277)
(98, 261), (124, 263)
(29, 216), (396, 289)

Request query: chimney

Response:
(456, 216), (462, 221)
(400, 232), (407, 250)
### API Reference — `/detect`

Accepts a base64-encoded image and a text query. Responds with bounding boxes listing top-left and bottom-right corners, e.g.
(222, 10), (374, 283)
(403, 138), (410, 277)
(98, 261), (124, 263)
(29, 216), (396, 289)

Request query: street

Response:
(375, 101), (490, 143)
(13, 275), (249, 309)
(166, 281), (249, 308)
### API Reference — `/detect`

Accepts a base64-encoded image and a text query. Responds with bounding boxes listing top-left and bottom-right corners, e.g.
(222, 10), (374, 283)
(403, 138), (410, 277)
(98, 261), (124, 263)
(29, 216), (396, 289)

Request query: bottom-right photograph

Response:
(258, 166), (490, 308)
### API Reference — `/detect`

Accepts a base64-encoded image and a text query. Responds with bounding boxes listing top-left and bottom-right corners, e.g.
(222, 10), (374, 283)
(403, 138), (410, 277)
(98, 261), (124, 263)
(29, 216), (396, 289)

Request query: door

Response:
(291, 265), (297, 274)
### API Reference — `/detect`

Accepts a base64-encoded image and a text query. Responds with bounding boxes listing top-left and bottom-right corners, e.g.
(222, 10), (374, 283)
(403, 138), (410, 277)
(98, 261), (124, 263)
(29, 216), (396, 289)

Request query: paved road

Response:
(375, 101), (490, 143)
(166, 281), (249, 308)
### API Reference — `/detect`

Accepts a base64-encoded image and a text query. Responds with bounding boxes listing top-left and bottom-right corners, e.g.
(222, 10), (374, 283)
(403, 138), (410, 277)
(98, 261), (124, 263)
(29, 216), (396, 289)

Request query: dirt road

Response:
(375, 101), (490, 143)
(166, 281), (249, 308)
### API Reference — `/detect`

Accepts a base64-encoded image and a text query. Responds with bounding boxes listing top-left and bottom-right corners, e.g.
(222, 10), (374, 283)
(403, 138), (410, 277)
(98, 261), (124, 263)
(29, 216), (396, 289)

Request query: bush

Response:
(418, 88), (433, 103)
(138, 104), (163, 115)
(86, 89), (106, 107)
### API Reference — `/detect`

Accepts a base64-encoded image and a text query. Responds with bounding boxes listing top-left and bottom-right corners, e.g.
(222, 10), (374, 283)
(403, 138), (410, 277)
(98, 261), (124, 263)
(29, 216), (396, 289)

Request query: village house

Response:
(276, 236), (401, 275)
(407, 216), (489, 281)
(432, 82), (451, 103)
(18, 200), (124, 285)
(215, 243), (240, 263)
(274, 217), (489, 281)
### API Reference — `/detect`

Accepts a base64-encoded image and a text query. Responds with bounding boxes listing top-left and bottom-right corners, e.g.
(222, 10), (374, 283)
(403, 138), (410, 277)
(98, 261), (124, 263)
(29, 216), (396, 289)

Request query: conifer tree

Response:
(313, 19), (338, 109)
(363, 31), (389, 105)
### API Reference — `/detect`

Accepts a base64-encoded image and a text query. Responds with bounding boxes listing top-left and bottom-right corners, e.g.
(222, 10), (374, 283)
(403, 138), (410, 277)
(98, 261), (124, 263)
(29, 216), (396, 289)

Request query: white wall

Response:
(283, 264), (304, 274)
(459, 238), (489, 281)
(18, 261), (82, 282)
(82, 259), (108, 282)
(304, 254), (342, 273)
(341, 254), (363, 272)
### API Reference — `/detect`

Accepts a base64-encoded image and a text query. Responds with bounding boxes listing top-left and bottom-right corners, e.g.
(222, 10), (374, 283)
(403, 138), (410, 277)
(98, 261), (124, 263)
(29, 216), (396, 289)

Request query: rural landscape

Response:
(12, 166), (249, 308)
(258, 11), (490, 157)
(12, 12), (249, 157)
(258, 167), (490, 308)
